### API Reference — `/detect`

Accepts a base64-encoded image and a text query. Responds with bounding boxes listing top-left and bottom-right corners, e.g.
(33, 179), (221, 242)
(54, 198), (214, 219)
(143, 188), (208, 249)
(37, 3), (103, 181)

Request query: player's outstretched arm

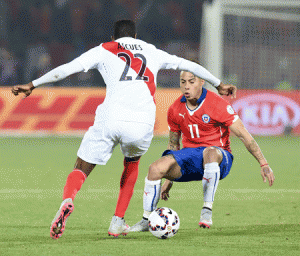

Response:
(11, 60), (84, 98)
(173, 59), (237, 98)
(230, 118), (275, 186)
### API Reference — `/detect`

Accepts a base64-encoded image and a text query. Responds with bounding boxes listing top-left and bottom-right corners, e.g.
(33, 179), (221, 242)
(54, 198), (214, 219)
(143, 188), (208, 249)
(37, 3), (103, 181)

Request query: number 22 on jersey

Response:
(117, 52), (149, 81)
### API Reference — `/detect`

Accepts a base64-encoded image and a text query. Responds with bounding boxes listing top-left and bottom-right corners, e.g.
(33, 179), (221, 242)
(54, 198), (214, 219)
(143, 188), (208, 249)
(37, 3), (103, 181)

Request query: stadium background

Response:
(1, 0), (300, 136)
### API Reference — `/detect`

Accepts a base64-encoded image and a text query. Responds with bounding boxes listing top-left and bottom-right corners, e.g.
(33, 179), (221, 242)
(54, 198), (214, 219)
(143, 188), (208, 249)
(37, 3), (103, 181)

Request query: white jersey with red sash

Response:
(75, 37), (188, 125)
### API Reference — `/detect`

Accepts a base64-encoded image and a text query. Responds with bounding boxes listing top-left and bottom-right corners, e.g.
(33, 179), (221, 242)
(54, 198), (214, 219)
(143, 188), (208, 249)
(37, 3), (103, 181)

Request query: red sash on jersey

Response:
(102, 42), (156, 103)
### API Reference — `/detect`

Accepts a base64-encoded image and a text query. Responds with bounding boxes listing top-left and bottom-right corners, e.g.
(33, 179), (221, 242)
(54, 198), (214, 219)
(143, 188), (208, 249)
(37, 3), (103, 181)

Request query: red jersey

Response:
(167, 88), (238, 152)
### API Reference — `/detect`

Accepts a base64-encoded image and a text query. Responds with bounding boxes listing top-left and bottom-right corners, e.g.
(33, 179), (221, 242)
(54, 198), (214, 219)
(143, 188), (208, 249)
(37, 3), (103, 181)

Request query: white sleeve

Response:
(158, 50), (221, 87)
(32, 59), (84, 87)
(74, 45), (104, 72)
(177, 59), (221, 87)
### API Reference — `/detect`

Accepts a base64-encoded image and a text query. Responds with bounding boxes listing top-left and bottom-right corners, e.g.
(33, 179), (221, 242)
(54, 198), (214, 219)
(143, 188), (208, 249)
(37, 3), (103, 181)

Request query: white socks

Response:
(141, 163), (219, 219)
(202, 162), (220, 208)
(143, 177), (161, 219)
(203, 201), (213, 209)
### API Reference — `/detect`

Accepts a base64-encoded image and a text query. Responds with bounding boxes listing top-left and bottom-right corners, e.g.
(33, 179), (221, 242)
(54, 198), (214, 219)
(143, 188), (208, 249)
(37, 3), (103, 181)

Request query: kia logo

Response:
(233, 94), (300, 135)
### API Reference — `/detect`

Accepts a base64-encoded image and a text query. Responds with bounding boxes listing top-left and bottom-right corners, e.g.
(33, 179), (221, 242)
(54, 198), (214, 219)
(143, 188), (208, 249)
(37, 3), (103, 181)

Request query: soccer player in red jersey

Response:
(11, 20), (236, 239)
(130, 71), (274, 231)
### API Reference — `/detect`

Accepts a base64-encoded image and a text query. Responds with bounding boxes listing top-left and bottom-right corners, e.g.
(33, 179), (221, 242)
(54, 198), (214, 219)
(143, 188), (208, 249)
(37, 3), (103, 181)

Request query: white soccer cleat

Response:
(50, 198), (74, 239)
(199, 208), (213, 228)
(108, 216), (130, 237)
(128, 218), (149, 232)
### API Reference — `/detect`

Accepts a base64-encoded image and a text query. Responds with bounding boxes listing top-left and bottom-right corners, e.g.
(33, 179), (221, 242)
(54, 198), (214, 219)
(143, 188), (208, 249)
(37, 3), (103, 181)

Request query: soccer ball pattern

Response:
(148, 207), (180, 239)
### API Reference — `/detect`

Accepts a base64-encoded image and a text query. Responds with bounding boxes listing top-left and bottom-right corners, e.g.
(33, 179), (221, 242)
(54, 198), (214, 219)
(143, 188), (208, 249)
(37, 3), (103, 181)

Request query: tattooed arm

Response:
(230, 118), (275, 186)
(167, 131), (181, 151)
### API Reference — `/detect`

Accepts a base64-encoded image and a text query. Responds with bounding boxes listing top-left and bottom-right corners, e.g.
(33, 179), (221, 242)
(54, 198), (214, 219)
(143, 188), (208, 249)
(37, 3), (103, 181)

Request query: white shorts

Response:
(77, 120), (154, 165)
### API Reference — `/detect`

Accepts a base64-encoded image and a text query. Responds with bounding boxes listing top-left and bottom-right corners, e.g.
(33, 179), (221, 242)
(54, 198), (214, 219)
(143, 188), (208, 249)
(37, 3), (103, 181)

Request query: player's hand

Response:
(161, 180), (173, 201)
(217, 82), (237, 99)
(161, 190), (170, 201)
(12, 82), (35, 98)
(261, 165), (275, 186)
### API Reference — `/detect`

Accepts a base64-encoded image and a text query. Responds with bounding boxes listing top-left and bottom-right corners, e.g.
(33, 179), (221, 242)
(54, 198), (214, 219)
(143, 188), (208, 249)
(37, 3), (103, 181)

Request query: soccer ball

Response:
(148, 207), (180, 239)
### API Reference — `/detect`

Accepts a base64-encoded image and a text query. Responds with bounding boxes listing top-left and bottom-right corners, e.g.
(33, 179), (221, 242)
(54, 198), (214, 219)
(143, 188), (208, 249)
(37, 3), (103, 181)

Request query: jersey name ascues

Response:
(118, 43), (143, 51)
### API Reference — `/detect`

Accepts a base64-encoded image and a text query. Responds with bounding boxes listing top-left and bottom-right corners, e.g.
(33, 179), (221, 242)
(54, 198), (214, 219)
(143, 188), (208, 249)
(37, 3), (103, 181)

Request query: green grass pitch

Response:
(0, 135), (299, 255)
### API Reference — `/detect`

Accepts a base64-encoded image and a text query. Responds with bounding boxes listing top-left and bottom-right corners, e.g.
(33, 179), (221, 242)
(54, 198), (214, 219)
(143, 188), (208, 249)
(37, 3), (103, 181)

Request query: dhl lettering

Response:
(13, 96), (76, 114)
(1, 95), (76, 131)
(68, 96), (105, 130)
(35, 121), (58, 130)
(77, 97), (105, 115)
(69, 121), (94, 130)
(1, 121), (23, 129)
(1, 89), (299, 135)
(0, 98), (4, 112)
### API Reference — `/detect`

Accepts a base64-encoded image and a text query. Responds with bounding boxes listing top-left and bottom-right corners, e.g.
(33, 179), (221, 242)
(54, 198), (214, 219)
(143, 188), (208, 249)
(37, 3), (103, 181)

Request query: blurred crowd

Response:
(223, 15), (300, 90)
(0, 0), (203, 87)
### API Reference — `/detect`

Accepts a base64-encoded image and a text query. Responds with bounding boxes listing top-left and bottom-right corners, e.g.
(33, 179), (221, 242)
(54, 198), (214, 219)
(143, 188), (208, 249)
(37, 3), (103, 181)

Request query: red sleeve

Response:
(167, 104), (181, 133)
(212, 96), (238, 127)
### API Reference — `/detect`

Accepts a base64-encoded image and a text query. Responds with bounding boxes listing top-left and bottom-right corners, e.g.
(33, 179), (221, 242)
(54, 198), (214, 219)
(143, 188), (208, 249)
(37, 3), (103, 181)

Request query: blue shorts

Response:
(162, 147), (234, 182)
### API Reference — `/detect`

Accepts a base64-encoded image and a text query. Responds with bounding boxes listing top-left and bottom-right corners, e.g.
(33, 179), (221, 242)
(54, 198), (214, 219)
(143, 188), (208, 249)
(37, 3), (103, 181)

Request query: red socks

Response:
(63, 169), (87, 201)
(62, 160), (139, 218)
(114, 159), (140, 218)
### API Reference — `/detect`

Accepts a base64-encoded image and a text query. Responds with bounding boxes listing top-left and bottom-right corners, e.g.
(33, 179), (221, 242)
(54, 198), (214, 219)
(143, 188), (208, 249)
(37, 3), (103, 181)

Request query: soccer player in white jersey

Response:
(11, 20), (237, 239)
(130, 71), (275, 231)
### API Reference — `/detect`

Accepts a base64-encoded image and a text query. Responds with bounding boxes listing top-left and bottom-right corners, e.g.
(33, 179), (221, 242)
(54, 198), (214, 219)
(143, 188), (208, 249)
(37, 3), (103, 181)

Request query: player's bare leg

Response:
(50, 157), (95, 239)
(199, 147), (223, 229)
(108, 156), (140, 237)
(129, 155), (181, 232)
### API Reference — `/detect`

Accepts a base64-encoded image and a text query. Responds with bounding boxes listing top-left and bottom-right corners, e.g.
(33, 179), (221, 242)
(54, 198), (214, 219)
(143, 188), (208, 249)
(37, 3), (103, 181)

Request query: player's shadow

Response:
(195, 223), (300, 237)
(0, 224), (138, 244)
(3, 223), (299, 243)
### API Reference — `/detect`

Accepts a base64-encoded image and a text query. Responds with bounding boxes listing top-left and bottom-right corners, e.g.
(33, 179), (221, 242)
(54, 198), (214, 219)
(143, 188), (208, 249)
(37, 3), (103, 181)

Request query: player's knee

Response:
(149, 162), (162, 175)
(148, 162), (167, 179)
(203, 147), (222, 164)
(203, 146), (219, 155)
